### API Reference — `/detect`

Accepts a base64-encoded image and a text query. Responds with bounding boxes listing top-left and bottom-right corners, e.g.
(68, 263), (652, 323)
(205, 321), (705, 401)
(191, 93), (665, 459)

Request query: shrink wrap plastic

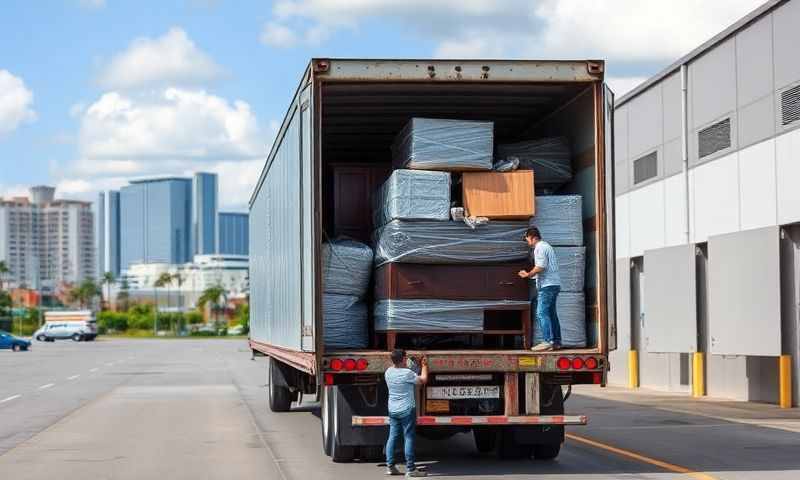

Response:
(374, 299), (531, 332)
(374, 220), (529, 266)
(392, 118), (494, 171)
(532, 292), (587, 348)
(528, 247), (586, 293)
(530, 195), (583, 246)
(321, 239), (374, 297)
(496, 137), (572, 186)
(323, 294), (368, 349)
(373, 170), (451, 227)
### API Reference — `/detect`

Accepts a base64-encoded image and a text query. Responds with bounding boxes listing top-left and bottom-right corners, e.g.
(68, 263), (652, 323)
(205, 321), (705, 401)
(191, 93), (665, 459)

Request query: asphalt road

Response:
(1, 339), (799, 479)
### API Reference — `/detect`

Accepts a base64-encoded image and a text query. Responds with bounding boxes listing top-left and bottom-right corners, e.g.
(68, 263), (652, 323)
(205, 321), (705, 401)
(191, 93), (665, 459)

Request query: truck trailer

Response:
(249, 58), (616, 462)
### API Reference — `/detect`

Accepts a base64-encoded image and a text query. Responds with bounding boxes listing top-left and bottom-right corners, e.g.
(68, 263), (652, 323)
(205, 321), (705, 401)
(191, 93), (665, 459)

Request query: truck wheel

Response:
(321, 387), (333, 456)
(497, 429), (533, 459)
(473, 428), (497, 453)
(533, 443), (561, 460)
(268, 359), (293, 412)
(323, 386), (355, 462)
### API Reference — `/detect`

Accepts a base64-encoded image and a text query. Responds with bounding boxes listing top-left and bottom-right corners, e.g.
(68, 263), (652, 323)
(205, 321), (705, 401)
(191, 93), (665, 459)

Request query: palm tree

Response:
(68, 279), (101, 309)
(198, 285), (226, 331)
(101, 271), (115, 311)
(0, 260), (9, 291)
(171, 273), (184, 334)
(118, 279), (130, 311)
(154, 272), (174, 335)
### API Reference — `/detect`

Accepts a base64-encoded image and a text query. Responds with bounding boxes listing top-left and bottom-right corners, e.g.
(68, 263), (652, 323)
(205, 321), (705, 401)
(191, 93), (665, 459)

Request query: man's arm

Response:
(415, 356), (428, 385)
(518, 265), (544, 278)
(518, 245), (548, 278)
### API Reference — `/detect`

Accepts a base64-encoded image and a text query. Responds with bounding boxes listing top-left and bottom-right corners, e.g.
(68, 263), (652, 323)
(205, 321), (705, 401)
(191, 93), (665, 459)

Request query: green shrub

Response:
(190, 330), (217, 337)
(185, 311), (203, 325)
(97, 311), (129, 332)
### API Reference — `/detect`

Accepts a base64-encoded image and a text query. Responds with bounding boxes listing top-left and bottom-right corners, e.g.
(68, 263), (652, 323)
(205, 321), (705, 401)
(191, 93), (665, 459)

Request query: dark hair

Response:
(524, 227), (541, 240)
(390, 349), (406, 365)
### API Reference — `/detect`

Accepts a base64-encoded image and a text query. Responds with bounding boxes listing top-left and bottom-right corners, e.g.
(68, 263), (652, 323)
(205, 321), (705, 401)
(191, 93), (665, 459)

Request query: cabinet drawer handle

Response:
(407, 280), (423, 286)
(499, 281), (515, 286)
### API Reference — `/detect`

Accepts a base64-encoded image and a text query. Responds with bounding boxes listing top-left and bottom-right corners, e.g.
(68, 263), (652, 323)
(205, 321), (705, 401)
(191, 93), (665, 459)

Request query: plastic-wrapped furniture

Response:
(321, 239), (374, 297)
(374, 220), (529, 266)
(373, 169), (451, 227)
(496, 137), (572, 187)
(530, 195), (583, 246)
(391, 118), (494, 171)
(323, 294), (368, 349)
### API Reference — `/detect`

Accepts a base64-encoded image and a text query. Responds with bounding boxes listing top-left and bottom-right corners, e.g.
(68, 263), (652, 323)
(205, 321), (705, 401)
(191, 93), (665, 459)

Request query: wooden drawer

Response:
(375, 262), (530, 301)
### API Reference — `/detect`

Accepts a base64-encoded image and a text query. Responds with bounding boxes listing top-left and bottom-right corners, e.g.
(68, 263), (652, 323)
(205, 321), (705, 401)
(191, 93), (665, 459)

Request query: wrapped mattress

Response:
(373, 169), (451, 227)
(496, 137), (572, 187)
(374, 299), (531, 332)
(323, 294), (368, 349)
(530, 195), (583, 247)
(321, 239), (373, 297)
(374, 220), (529, 266)
(392, 118), (494, 171)
(532, 292), (587, 348)
(529, 247), (585, 293)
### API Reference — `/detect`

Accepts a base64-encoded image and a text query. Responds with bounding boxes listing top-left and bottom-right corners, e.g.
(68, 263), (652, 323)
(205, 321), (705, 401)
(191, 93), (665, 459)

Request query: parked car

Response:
(0, 330), (31, 351)
(33, 318), (98, 342)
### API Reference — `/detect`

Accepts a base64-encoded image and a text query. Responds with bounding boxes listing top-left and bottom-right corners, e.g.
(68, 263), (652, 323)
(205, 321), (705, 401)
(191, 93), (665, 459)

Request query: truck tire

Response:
(268, 359), (293, 412)
(322, 386), (355, 462)
(321, 387), (333, 456)
(473, 428), (497, 453)
(533, 443), (561, 460)
(497, 429), (533, 459)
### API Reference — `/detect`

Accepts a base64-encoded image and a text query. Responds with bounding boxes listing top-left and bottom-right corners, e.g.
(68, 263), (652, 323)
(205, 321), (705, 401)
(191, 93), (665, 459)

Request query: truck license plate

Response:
(427, 386), (500, 400)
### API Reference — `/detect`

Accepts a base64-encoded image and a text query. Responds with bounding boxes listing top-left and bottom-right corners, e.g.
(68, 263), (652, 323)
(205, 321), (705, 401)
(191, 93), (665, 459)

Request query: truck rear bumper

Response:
(352, 414), (587, 426)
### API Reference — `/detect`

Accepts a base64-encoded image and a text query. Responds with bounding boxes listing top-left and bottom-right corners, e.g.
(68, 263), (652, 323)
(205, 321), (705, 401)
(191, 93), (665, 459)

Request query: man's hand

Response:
(517, 270), (529, 279)
(419, 356), (428, 367)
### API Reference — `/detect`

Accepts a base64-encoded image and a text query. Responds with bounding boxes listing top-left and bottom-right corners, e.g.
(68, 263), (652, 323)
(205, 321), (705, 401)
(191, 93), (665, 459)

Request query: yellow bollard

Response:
(628, 350), (639, 389)
(779, 355), (792, 409)
(692, 352), (705, 398)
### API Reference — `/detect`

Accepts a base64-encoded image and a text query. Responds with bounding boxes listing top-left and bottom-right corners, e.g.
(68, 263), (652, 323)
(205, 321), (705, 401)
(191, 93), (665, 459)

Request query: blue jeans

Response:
(385, 408), (416, 471)
(536, 285), (562, 345)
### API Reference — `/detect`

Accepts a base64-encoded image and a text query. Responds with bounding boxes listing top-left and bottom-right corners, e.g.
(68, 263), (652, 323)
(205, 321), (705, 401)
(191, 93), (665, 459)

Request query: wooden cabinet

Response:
(462, 170), (535, 219)
(375, 262), (530, 300)
(331, 164), (391, 242)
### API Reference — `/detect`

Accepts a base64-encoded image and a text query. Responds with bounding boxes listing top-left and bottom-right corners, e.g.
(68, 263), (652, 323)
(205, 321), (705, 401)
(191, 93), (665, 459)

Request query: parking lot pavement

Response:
(2, 338), (800, 479)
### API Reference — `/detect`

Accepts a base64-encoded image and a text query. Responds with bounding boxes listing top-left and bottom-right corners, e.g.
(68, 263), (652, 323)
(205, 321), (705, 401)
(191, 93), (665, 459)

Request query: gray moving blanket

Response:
(374, 220), (529, 266)
(530, 195), (583, 246)
(532, 292), (587, 348)
(323, 294), (368, 349)
(391, 118), (494, 171)
(373, 169), (451, 227)
(321, 239), (373, 297)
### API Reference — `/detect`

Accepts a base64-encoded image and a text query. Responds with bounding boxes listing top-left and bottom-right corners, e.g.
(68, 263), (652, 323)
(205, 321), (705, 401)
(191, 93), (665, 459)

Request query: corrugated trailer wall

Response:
(250, 106), (304, 350)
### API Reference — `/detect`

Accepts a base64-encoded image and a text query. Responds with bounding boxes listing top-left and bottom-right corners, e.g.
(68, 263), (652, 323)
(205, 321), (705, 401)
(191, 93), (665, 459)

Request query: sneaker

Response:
(385, 465), (401, 476)
(406, 470), (428, 478)
(552, 344), (561, 351)
(530, 342), (553, 352)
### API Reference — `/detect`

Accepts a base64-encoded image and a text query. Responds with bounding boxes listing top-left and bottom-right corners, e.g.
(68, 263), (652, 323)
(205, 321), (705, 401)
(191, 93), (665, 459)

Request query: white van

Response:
(34, 311), (98, 342)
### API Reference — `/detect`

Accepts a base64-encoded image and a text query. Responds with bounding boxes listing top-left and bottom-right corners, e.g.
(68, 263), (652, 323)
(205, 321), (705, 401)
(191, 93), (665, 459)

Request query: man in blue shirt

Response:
(518, 227), (562, 352)
(384, 349), (428, 477)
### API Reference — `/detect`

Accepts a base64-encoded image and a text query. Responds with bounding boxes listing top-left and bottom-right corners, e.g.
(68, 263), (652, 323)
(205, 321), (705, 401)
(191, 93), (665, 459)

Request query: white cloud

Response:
(264, 0), (764, 65)
(0, 184), (29, 200)
(55, 87), (271, 208)
(260, 22), (299, 47)
(606, 76), (649, 97)
(0, 70), (36, 137)
(98, 28), (225, 90)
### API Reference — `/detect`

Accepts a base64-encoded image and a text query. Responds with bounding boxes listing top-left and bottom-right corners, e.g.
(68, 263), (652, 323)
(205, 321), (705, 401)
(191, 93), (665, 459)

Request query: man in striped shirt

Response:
(518, 227), (562, 352)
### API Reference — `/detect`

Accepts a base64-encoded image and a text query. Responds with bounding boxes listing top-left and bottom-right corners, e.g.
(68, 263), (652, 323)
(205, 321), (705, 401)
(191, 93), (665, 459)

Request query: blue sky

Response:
(0, 0), (765, 209)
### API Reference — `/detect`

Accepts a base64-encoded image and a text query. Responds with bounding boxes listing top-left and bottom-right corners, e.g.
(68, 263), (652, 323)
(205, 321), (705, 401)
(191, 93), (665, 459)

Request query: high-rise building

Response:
(0, 187), (95, 287)
(119, 178), (192, 272)
(96, 190), (121, 278)
(192, 172), (218, 256)
(218, 212), (248, 256)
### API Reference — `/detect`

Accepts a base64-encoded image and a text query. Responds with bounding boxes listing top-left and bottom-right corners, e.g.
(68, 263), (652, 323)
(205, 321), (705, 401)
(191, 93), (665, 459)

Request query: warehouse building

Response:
(611, 0), (799, 406)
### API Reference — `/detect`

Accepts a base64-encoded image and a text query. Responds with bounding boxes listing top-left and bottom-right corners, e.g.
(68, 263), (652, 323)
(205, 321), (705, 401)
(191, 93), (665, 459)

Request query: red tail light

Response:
(355, 358), (368, 371)
(557, 357), (571, 370)
(324, 373), (334, 385)
(330, 358), (344, 371)
(585, 357), (598, 369)
(571, 358), (585, 369)
(343, 358), (357, 371)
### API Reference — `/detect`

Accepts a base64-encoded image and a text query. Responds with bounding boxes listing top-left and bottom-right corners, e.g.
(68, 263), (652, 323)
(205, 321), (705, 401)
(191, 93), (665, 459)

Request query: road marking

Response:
(89, 368), (99, 372)
(566, 433), (718, 480)
(1, 395), (21, 403)
(67, 375), (80, 380)
(38, 383), (55, 390)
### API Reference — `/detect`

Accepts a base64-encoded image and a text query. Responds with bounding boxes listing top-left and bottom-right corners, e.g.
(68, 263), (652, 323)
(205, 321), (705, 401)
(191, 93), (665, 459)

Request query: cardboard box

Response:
(462, 170), (535, 220)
